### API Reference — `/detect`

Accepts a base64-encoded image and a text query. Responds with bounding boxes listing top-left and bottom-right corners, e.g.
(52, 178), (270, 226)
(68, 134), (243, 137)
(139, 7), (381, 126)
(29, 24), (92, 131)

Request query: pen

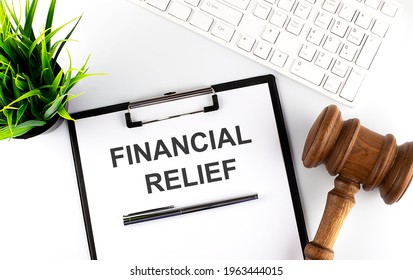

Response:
(123, 193), (258, 226)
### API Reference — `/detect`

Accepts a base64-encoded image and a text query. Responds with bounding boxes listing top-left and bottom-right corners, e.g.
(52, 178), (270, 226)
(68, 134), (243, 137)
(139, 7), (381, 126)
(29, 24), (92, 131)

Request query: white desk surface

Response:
(0, 0), (412, 260)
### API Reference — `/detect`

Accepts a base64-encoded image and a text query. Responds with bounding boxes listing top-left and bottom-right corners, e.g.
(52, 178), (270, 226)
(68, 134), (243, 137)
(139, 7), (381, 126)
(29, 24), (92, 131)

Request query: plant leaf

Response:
(28, 16), (80, 60)
(53, 15), (82, 64)
(21, 73), (35, 90)
(0, 120), (46, 140)
(28, 95), (42, 120)
(2, 0), (22, 33)
(51, 69), (63, 94)
(3, 108), (13, 129)
(13, 74), (28, 91)
(45, 0), (56, 51)
(16, 100), (28, 123)
(43, 94), (65, 120)
(0, 86), (6, 106)
(0, 39), (18, 65)
(40, 39), (53, 85)
(63, 92), (83, 105)
(57, 105), (74, 121)
(63, 73), (96, 94)
(24, 0), (38, 40)
(0, 89), (40, 113)
(17, 119), (46, 128)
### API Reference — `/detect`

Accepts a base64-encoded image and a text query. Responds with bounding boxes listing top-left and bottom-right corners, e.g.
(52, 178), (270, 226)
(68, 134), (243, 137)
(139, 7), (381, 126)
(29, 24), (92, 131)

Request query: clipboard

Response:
(68, 75), (308, 260)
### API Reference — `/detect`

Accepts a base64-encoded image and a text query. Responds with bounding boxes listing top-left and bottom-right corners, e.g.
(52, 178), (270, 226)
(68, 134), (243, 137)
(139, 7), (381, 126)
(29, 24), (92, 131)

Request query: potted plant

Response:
(0, 0), (93, 140)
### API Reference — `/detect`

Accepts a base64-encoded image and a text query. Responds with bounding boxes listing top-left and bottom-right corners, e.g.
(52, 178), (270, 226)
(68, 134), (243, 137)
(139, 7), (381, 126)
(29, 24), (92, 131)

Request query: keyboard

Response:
(129, 0), (401, 106)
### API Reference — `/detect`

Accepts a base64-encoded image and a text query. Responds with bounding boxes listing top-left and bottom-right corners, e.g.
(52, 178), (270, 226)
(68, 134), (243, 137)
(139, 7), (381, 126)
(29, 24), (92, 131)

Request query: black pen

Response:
(123, 193), (258, 226)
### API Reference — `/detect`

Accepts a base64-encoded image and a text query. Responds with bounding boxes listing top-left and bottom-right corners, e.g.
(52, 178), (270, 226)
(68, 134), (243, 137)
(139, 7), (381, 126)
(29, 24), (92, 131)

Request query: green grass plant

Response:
(0, 0), (93, 140)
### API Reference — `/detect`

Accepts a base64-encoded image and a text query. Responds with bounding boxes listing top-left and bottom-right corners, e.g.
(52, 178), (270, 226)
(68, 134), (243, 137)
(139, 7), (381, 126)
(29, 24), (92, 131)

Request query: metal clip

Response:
(125, 87), (219, 128)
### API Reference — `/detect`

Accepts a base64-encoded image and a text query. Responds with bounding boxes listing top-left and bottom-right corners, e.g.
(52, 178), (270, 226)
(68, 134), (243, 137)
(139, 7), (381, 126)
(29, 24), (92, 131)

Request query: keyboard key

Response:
(254, 42), (272, 59)
(269, 10), (288, 28)
(299, 44), (317, 62)
(371, 20), (389, 37)
(278, 0), (296, 12)
(286, 19), (304, 36)
(323, 36), (341, 53)
(356, 36), (381, 69)
(347, 27), (365, 45)
(222, 0), (251, 10)
(307, 28), (324, 45)
(340, 43), (358, 61)
(254, 3), (272, 20)
(270, 50), (288, 67)
(200, 0), (243, 26)
(238, 34), (256, 51)
(331, 20), (349, 37)
(322, 0), (340, 14)
(340, 68), (365, 101)
(262, 26), (280, 44)
(314, 12), (333, 30)
(339, 4), (356, 22)
(294, 2), (312, 20)
(185, 0), (201, 7)
(332, 59), (349, 77)
(355, 12), (373, 29)
(168, 2), (192, 21)
(190, 12), (213, 31)
(364, 0), (381, 10)
(324, 75), (342, 94)
(291, 60), (325, 85)
(381, 2), (398, 17)
(315, 51), (333, 69)
(147, 0), (170, 11)
(211, 22), (235, 42)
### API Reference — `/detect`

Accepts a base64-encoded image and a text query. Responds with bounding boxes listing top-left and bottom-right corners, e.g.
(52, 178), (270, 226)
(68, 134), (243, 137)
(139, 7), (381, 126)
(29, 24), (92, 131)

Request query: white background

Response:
(0, 0), (412, 264)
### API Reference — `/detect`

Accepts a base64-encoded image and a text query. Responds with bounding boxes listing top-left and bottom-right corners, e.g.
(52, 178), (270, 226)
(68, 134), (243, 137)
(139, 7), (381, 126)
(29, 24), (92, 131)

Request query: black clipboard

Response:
(68, 75), (308, 260)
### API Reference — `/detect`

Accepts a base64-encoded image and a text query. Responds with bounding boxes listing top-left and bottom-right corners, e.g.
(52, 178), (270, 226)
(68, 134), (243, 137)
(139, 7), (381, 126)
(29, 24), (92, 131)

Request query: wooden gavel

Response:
(302, 105), (413, 260)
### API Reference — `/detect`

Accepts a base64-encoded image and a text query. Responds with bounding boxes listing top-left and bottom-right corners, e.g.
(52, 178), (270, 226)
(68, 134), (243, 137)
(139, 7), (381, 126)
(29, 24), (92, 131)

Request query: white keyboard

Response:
(129, 0), (401, 106)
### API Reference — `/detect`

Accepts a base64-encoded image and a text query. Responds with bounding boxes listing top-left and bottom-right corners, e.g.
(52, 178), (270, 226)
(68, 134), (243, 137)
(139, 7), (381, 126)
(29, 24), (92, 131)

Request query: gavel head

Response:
(302, 105), (413, 204)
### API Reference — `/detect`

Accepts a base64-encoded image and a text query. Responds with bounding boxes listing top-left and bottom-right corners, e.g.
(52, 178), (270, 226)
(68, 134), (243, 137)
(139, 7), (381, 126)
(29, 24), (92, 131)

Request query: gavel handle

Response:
(304, 176), (360, 260)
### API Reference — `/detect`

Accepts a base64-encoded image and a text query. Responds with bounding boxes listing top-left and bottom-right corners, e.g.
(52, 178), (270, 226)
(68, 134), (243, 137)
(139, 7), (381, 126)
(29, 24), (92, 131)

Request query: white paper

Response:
(74, 83), (304, 259)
